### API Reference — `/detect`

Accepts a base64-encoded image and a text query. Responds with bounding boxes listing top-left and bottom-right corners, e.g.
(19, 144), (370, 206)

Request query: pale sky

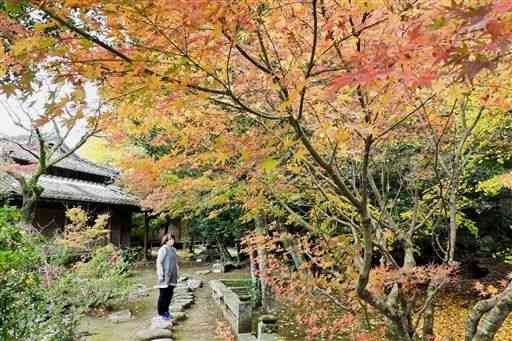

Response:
(0, 80), (99, 147)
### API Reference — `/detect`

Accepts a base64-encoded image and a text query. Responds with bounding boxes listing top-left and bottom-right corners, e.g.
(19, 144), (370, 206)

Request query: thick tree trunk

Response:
(465, 282), (512, 341)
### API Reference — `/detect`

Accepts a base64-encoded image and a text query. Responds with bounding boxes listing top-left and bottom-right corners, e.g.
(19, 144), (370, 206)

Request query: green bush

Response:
(0, 206), (134, 339)
(49, 244), (132, 309)
(0, 206), (78, 341)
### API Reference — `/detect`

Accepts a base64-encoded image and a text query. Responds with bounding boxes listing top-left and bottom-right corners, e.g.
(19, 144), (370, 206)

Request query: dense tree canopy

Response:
(2, 1), (512, 340)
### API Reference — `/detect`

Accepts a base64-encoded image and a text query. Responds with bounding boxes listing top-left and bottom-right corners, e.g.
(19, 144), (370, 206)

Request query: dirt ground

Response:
(80, 263), (251, 341)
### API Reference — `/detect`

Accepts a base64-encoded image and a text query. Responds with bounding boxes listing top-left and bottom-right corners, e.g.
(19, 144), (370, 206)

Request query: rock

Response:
(128, 286), (150, 300)
(210, 262), (225, 273)
(107, 309), (132, 323)
(151, 339), (173, 341)
(171, 296), (194, 303)
(187, 278), (202, 290)
(171, 312), (187, 321)
(239, 333), (258, 341)
(135, 328), (172, 341)
(177, 274), (190, 283)
(173, 288), (191, 295)
(151, 316), (173, 330)
(172, 299), (193, 309)
(195, 269), (210, 275)
(170, 305), (184, 313)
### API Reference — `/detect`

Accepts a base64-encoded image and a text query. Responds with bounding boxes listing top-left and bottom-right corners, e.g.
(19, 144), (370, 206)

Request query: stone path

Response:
(173, 274), (224, 340)
(80, 265), (250, 341)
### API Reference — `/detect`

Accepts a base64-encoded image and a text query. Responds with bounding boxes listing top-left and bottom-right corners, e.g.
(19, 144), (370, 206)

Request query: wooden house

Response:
(0, 137), (139, 247)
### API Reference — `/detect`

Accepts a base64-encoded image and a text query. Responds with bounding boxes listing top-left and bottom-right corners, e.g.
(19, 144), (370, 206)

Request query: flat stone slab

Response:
(172, 299), (193, 306)
(170, 305), (184, 313)
(239, 333), (257, 341)
(107, 309), (131, 323)
(187, 278), (202, 290)
(171, 312), (187, 322)
(210, 262), (225, 273)
(150, 317), (173, 330)
(178, 275), (189, 282)
(135, 328), (172, 341)
(172, 295), (194, 301)
(128, 286), (150, 300)
(195, 269), (210, 275)
(174, 287), (191, 294)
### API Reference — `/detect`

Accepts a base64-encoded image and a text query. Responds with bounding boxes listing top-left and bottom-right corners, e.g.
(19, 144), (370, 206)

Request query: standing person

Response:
(156, 234), (178, 320)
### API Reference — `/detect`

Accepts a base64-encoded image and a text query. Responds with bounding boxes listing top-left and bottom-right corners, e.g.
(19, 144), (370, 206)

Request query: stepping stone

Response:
(173, 288), (191, 295)
(171, 312), (187, 322)
(195, 269), (210, 275)
(135, 328), (172, 341)
(172, 299), (193, 308)
(172, 295), (193, 301)
(128, 286), (150, 300)
(107, 309), (131, 323)
(170, 305), (184, 313)
(150, 317), (173, 330)
(210, 262), (225, 273)
(172, 298), (194, 305)
(239, 333), (257, 341)
(178, 274), (190, 282)
(187, 279), (202, 290)
(173, 292), (194, 297)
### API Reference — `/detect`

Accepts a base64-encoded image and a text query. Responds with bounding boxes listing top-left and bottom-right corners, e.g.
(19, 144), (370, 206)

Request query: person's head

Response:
(161, 234), (176, 247)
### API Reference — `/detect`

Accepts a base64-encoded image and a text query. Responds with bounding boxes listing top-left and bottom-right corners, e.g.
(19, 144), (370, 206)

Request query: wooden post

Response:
(144, 210), (149, 261)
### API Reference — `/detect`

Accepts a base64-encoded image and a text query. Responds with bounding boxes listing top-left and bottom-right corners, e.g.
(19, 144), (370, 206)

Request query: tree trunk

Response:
(448, 191), (457, 263)
(143, 211), (149, 260)
(255, 214), (273, 312)
(20, 184), (42, 225)
(281, 233), (306, 270)
(422, 297), (435, 340)
(465, 282), (512, 341)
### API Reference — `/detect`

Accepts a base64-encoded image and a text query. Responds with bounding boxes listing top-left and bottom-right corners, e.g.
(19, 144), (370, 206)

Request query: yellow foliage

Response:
(58, 207), (110, 254)
(435, 292), (512, 340)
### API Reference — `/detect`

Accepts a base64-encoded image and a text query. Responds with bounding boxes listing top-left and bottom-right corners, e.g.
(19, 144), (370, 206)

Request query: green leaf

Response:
(428, 17), (446, 31)
(260, 158), (278, 172)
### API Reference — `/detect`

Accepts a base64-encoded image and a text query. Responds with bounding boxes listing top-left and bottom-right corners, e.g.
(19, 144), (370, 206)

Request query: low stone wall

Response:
(210, 279), (253, 335)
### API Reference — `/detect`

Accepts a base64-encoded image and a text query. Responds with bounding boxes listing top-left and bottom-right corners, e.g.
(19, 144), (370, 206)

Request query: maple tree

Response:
(0, 90), (101, 224)
(2, 0), (512, 339)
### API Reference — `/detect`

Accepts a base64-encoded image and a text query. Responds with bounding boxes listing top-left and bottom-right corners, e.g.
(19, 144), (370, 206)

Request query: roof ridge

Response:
(70, 152), (118, 174)
(41, 174), (129, 190)
(41, 174), (109, 186)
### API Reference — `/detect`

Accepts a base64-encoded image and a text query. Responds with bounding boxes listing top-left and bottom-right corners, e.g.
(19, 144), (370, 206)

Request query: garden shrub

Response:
(49, 244), (131, 309)
(0, 206), (135, 339)
(0, 206), (78, 341)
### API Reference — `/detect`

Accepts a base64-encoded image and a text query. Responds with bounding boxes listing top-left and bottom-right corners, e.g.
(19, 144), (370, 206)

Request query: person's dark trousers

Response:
(157, 286), (174, 316)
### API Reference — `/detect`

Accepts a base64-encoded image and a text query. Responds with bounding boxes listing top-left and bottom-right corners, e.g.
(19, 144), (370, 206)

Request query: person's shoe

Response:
(159, 314), (171, 321)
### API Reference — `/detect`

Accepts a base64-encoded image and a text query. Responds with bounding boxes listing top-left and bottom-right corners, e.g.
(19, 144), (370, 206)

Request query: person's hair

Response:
(161, 234), (176, 245)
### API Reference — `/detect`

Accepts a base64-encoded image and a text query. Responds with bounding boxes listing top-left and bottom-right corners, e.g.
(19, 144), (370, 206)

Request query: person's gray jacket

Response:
(156, 246), (178, 288)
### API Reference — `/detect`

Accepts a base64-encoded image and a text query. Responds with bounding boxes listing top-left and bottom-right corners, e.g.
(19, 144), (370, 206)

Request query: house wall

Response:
(32, 201), (135, 248)
(34, 205), (66, 236)
(109, 206), (133, 248)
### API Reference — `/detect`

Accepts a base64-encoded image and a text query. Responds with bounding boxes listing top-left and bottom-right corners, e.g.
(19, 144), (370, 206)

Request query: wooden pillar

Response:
(144, 210), (149, 261)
